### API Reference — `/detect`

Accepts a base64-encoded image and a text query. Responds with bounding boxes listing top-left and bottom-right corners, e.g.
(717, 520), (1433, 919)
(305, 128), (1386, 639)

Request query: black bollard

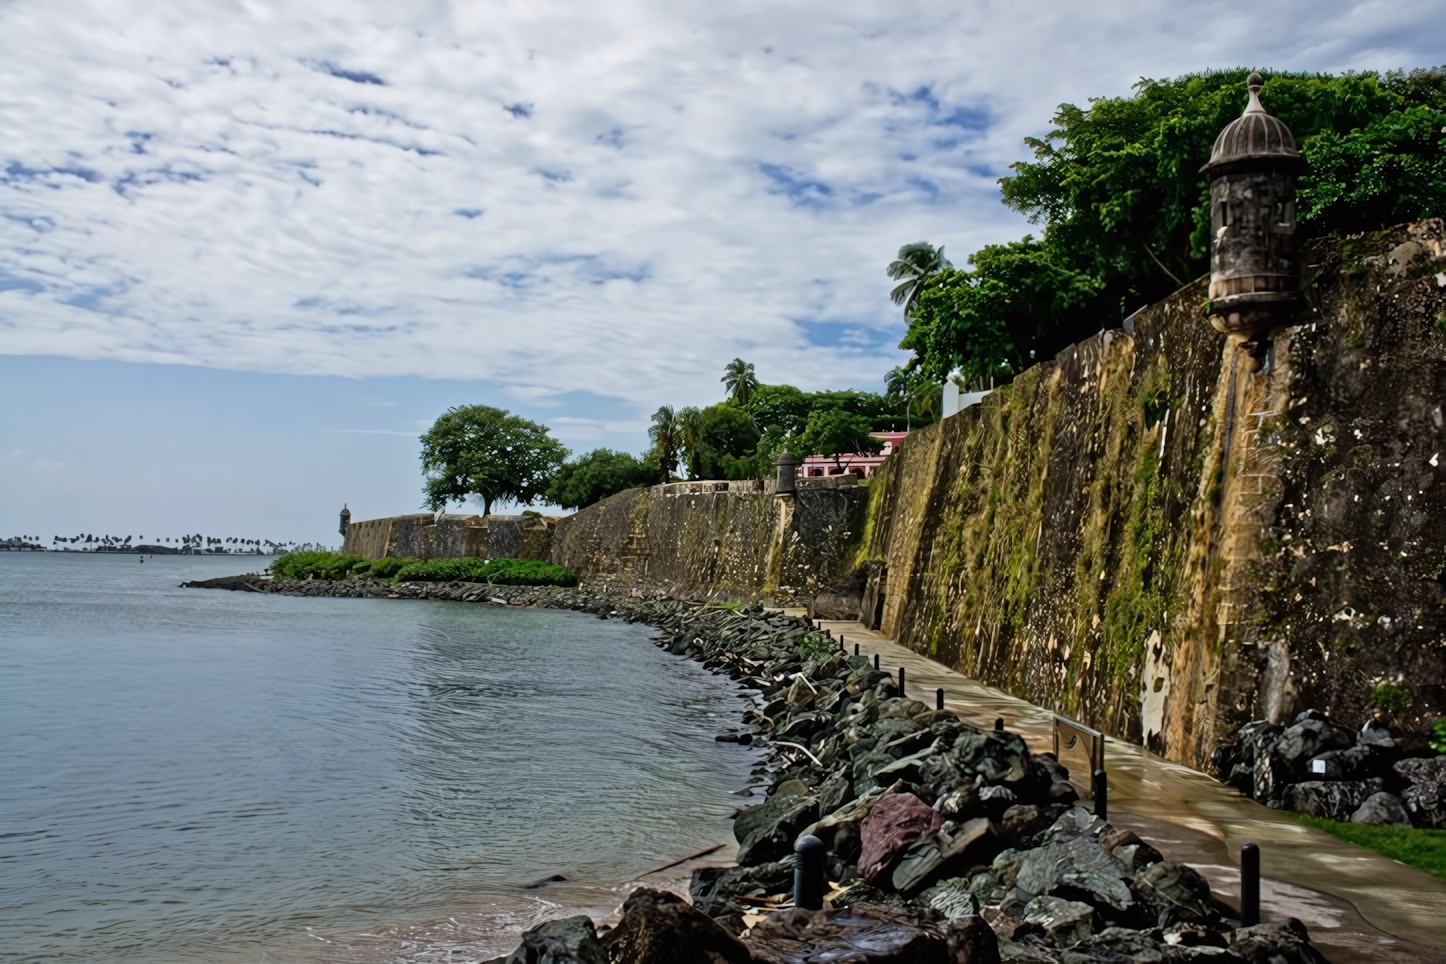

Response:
(839, 634), (845, 652)
(936, 688), (944, 711)
(874, 653), (880, 671)
(794, 834), (826, 910)
(1240, 843), (1260, 927)
(899, 666), (906, 697)
(994, 717), (1004, 731)
(1092, 769), (1108, 822)
(854, 643), (859, 656)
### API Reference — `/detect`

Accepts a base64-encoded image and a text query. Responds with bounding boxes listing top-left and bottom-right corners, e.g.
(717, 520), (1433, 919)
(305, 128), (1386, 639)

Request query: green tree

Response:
(886, 242), (953, 316)
(683, 403), (762, 480)
(791, 408), (883, 461)
(546, 448), (654, 510)
(420, 405), (567, 516)
(900, 66), (1446, 381)
(648, 405), (682, 482)
(722, 358), (759, 406)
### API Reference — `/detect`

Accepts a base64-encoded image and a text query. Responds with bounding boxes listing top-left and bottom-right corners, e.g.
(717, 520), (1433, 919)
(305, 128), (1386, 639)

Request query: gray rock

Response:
(945, 916), (1001, 964)
(892, 816), (997, 894)
(736, 792), (821, 865)
(1133, 861), (1213, 928)
(1229, 918), (1328, 963)
(503, 915), (608, 964)
(920, 878), (982, 920)
(1350, 791), (1412, 826)
(1395, 756), (1446, 827)
(601, 889), (751, 964)
(1020, 895), (1098, 945)
(1358, 718), (1397, 748)
(690, 856), (795, 917)
(1013, 829), (1134, 916)
(1279, 780), (1378, 822)
(745, 906), (950, 963)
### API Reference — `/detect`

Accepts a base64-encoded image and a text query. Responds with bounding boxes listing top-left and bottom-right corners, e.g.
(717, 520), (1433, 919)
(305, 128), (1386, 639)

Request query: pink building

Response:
(799, 432), (909, 479)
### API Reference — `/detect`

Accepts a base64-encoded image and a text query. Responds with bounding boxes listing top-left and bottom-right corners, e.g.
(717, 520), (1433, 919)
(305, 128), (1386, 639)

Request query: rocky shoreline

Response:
(191, 575), (1328, 962)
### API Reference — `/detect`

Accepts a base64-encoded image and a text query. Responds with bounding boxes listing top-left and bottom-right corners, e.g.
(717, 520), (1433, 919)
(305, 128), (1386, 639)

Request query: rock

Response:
(1019, 895), (1098, 945)
(1280, 780), (1378, 821)
(1133, 861), (1213, 928)
(1350, 791), (1412, 826)
(1358, 718), (1397, 748)
(1012, 832), (1134, 919)
(945, 916), (1000, 964)
(1071, 926), (1167, 962)
(858, 792), (943, 884)
(600, 889), (751, 964)
(1272, 718), (1356, 774)
(736, 792), (821, 865)
(892, 817), (997, 893)
(502, 915), (608, 964)
(1229, 918), (1329, 963)
(1395, 756), (1446, 827)
(1000, 805), (1051, 847)
(919, 877), (982, 921)
(817, 770), (853, 815)
(745, 906), (950, 964)
(690, 857), (795, 917)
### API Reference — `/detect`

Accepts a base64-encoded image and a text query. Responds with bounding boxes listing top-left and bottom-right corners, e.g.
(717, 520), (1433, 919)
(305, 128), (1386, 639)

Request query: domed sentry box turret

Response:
(1201, 72), (1304, 357)
(339, 504), (351, 538)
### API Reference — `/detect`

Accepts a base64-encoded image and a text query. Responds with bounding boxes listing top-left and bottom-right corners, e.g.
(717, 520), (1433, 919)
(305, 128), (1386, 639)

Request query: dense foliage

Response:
(270, 551), (368, 580)
(420, 405), (568, 516)
(545, 448), (655, 510)
(391, 557), (578, 587)
(358, 556), (421, 579)
(900, 66), (1446, 382)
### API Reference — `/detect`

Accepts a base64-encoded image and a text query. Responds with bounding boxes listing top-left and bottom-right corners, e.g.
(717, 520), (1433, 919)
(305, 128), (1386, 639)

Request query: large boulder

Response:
(1273, 715), (1357, 773)
(499, 916), (608, 964)
(1011, 831), (1135, 920)
(1229, 918), (1329, 963)
(891, 817), (998, 894)
(1395, 756), (1446, 827)
(690, 857), (795, 917)
(1019, 895), (1098, 945)
(599, 889), (751, 964)
(745, 906), (950, 964)
(1350, 791), (1412, 826)
(1280, 780), (1378, 821)
(857, 792), (943, 884)
(1132, 860), (1213, 928)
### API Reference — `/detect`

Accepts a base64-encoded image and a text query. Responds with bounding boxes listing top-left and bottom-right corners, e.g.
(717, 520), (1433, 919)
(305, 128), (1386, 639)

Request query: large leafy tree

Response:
(681, 403), (762, 480)
(546, 448), (654, 510)
(721, 358), (760, 406)
(792, 408), (883, 461)
(886, 242), (953, 316)
(900, 66), (1446, 381)
(420, 405), (567, 516)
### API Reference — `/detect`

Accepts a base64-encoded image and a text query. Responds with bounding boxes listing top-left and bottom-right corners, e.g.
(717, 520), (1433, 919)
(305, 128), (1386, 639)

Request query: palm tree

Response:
(721, 358), (758, 406)
(886, 242), (952, 317)
(648, 405), (682, 482)
(677, 406), (704, 478)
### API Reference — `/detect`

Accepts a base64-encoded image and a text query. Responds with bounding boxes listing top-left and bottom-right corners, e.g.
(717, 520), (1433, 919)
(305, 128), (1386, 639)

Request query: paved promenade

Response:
(818, 620), (1446, 963)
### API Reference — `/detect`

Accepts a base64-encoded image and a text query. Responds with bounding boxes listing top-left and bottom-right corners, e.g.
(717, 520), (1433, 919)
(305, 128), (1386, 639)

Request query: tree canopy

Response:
(545, 448), (655, 510)
(722, 358), (759, 406)
(420, 405), (567, 516)
(898, 66), (1446, 382)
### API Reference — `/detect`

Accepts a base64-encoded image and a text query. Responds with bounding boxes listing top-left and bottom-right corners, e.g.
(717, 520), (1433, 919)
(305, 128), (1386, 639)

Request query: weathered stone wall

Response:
(858, 220), (1446, 768)
(548, 477), (869, 615)
(342, 513), (555, 561)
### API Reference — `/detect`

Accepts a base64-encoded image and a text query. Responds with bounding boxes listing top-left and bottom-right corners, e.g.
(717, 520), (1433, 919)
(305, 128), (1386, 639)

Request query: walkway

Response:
(818, 620), (1446, 964)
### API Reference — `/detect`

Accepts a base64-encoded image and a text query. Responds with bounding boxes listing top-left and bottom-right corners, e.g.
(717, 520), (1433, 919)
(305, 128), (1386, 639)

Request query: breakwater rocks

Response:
(1216, 708), (1446, 828)
(196, 577), (1326, 962)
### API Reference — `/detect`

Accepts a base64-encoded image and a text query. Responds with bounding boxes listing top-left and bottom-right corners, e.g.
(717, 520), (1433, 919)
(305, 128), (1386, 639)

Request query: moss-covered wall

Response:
(860, 220), (1446, 769)
(548, 477), (869, 614)
(342, 513), (555, 561)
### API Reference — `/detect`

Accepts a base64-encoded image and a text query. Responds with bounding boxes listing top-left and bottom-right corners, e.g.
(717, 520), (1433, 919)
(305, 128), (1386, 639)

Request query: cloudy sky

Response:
(3, 0), (1443, 543)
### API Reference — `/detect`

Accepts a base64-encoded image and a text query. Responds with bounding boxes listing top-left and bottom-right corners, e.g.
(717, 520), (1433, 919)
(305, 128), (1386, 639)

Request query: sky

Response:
(3, 0), (1443, 544)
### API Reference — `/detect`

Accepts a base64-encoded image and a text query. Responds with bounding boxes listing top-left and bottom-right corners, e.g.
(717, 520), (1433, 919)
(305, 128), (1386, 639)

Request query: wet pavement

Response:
(818, 620), (1446, 963)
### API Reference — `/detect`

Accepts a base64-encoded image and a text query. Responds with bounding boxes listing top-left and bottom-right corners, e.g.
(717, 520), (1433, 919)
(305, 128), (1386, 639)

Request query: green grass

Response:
(1298, 815), (1446, 881)
(270, 551), (368, 581)
(391, 557), (578, 587)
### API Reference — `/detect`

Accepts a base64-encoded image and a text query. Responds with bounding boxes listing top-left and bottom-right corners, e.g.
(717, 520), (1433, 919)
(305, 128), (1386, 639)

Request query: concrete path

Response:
(818, 620), (1446, 964)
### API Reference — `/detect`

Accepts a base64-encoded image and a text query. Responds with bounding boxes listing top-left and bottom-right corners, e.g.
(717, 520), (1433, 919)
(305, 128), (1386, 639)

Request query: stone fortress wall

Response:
(343, 221), (1446, 770)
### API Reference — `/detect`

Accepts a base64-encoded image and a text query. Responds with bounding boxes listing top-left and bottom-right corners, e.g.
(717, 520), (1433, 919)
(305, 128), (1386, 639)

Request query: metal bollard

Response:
(839, 634), (845, 652)
(874, 653), (880, 671)
(854, 643), (859, 656)
(1092, 769), (1108, 822)
(994, 717), (1004, 731)
(898, 666), (906, 697)
(1240, 843), (1260, 926)
(794, 834), (826, 910)
(936, 687), (945, 711)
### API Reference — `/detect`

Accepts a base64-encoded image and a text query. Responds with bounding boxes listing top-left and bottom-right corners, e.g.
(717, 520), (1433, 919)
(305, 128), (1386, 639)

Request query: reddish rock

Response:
(857, 793), (943, 884)
(745, 906), (949, 963)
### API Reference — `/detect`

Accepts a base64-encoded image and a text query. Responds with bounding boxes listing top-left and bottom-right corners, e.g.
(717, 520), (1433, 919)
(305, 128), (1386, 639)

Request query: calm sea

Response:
(0, 553), (757, 963)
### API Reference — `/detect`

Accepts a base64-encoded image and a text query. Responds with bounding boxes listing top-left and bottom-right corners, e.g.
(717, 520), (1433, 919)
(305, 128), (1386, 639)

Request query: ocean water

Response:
(0, 553), (758, 963)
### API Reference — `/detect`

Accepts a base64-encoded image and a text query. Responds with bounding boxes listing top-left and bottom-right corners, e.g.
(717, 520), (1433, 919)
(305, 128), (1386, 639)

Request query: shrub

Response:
(1431, 717), (1446, 755)
(270, 551), (368, 581)
(391, 557), (578, 587)
(1371, 682), (1413, 719)
(368, 556), (422, 580)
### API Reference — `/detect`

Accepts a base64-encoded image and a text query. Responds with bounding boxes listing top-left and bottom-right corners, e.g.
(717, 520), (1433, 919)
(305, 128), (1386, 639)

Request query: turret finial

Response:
(1245, 72), (1265, 114)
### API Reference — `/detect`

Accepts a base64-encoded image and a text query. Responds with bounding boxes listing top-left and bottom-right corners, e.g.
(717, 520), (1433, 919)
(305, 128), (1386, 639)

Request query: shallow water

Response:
(0, 553), (758, 963)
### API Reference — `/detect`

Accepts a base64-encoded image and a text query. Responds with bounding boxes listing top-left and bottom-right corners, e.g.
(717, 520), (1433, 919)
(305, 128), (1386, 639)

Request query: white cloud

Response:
(1, 0), (1441, 409)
